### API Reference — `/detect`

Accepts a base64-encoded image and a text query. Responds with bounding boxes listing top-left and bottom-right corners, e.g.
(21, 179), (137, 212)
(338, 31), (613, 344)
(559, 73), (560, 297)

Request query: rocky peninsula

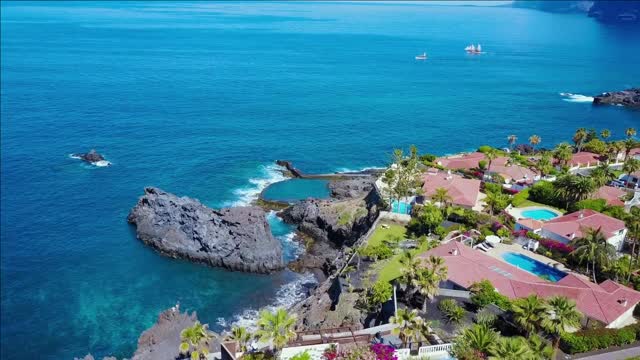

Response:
(128, 187), (284, 273)
(593, 88), (640, 108)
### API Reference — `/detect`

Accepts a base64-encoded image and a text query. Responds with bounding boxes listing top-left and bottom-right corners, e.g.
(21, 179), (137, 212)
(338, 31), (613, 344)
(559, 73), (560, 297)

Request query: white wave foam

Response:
(217, 272), (317, 331)
(335, 165), (386, 173)
(94, 160), (111, 167)
(560, 92), (594, 103)
(69, 154), (82, 160)
(224, 164), (287, 207)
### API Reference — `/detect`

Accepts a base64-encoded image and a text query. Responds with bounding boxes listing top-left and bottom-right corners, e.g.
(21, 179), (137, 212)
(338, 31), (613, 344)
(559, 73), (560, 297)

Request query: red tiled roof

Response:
(488, 163), (537, 182)
(436, 152), (485, 170)
(422, 171), (481, 208)
(565, 152), (602, 167)
(593, 186), (626, 207)
(542, 209), (626, 241)
(421, 242), (640, 325)
(516, 218), (544, 231)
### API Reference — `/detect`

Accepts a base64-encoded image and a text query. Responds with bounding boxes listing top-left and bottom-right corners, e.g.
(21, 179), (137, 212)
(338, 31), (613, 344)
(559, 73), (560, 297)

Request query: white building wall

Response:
(606, 304), (637, 329)
(541, 228), (627, 252)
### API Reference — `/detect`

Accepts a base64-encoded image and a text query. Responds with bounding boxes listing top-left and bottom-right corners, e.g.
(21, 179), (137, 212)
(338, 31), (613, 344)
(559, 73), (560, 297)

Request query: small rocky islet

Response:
(592, 88), (640, 108)
(72, 149), (112, 166)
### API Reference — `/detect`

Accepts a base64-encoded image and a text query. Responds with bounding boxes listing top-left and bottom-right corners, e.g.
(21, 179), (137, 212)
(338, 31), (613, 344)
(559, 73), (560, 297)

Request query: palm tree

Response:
(485, 148), (499, 170)
(390, 308), (421, 347)
(229, 326), (252, 353)
(626, 127), (637, 138)
(508, 135), (518, 151)
(511, 295), (548, 336)
(529, 135), (541, 153)
(180, 321), (215, 360)
(433, 187), (452, 216)
(553, 142), (574, 168)
(528, 334), (553, 360)
(451, 324), (500, 359)
(554, 174), (595, 209)
(601, 129), (611, 141)
(571, 227), (615, 282)
(255, 308), (297, 353)
(609, 141), (625, 164)
(489, 337), (533, 360)
(573, 128), (588, 152)
(626, 216), (640, 283)
(484, 191), (509, 215)
(623, 138), (638, 161)
(589, 162), (616, 187)
(412, 255), (447, 312)
(542, 296), (582, 353)
(535, 152), (553, 177)
(623, 158), (640, 187)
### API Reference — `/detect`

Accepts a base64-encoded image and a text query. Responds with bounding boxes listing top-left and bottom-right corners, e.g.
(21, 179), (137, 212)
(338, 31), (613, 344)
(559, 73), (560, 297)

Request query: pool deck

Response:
(485, 242), (576, 277)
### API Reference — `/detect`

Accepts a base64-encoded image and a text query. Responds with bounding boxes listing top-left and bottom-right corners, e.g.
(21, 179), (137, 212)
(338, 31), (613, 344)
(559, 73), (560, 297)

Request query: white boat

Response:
(415, 52), (427, 60)
(465, 43), (483, 54)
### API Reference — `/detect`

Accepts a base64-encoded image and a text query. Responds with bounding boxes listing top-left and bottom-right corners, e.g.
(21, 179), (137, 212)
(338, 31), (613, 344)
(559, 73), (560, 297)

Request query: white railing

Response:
(394, 348), (410, 360)
(418, 343), (453, 356)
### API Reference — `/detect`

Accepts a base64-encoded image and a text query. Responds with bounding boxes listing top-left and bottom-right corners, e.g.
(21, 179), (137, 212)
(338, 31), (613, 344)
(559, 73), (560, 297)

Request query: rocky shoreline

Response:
(82, 164), (382, 359)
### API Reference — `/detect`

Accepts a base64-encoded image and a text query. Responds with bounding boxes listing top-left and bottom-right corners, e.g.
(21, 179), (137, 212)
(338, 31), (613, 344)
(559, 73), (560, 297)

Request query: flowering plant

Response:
(540, 238), (574, 254)
(370, 344), (397, 360)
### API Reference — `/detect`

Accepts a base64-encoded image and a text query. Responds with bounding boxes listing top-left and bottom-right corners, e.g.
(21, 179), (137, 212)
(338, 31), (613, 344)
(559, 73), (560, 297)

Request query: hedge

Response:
(560, 323), (640, 354)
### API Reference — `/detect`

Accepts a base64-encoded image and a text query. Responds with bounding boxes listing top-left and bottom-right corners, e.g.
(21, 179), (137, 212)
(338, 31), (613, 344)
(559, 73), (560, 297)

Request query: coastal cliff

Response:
(128, 187), (284, 273)
(513, 0), (639, 22)
(593, 88), (640, 108)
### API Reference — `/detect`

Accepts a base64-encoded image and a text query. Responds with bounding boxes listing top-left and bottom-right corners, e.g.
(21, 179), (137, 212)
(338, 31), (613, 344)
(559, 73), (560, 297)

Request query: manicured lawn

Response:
(515, 199), (566, 214)
(366, 223), (434, 283)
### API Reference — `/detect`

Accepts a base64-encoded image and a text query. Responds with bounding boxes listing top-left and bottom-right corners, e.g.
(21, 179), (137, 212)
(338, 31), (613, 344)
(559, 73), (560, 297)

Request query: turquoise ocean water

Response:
(1, 2), (639, 359)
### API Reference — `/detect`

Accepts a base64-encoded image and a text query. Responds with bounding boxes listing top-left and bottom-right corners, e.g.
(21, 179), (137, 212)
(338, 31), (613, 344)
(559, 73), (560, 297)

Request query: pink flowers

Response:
(370, 344), (397, 360)
(540, 238), (574, 254)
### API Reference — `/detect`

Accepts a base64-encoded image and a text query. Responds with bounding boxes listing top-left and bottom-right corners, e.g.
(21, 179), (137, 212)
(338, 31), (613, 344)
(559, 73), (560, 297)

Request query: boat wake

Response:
(224, 164), (287, 207)
(216, 272), (316, 331)
(560, 92), (594, 103)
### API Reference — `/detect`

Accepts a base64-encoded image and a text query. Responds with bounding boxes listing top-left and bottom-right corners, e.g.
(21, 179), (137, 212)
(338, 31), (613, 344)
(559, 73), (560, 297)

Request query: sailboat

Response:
(415, 52), (427, 60)
(465, 44), (483, 54)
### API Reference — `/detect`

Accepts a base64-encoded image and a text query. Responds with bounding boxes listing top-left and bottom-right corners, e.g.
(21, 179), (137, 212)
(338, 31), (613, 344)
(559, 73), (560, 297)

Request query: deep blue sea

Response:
(1, 2), (639, 359)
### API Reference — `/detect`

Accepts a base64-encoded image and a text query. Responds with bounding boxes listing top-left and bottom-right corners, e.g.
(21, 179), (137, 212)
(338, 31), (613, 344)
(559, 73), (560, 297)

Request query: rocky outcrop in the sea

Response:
(131, 307), (208, 360)
(329, 178), (375, 200)
(72, 149), (111, 166)
(593, 88), (640, 108)
(128, 187), (284, 273)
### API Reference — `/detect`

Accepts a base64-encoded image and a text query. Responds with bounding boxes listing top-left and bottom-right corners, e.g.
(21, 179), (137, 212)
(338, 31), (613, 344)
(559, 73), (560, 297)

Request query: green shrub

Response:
(483, 182), (502, 195)
(359, 244), (393, 260)
(529, 181), (558, 207)
(575, 198), (607, 212)
(420, 154), (437, 163)
(290, 351), (311, 360)
(511, 188), (530, 207)
(478, 145), (493, 154)
(469, 280), (512, 310)
(560, 324), (640, 354)
(478, 160), (488, 170)
(438, 299), (465, 324)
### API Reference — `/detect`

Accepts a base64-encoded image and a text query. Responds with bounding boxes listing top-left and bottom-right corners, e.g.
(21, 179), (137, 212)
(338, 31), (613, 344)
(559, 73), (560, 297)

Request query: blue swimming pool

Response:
(502, 252), (567, 282)
(391, 200), (412, 215)
(521, 208), (559, 221)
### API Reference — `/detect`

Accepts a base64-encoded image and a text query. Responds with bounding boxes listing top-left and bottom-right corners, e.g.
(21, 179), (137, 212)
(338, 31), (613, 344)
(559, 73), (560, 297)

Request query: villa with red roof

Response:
(436, 152), (486, 170)
(421, 170), (482, 210)
(420, 241), (640, 329)
(485, 161), (538, 184)
(559, 151), (602, 169)
(541, 209), (628, 251)
(592, 185), (627, 207)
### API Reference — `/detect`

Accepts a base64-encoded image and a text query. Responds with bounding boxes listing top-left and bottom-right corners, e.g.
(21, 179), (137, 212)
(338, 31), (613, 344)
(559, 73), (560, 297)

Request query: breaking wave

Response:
(560, 92), (594, 103)
(224, 164), (287, 207)
(216, 272), (317, 331)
